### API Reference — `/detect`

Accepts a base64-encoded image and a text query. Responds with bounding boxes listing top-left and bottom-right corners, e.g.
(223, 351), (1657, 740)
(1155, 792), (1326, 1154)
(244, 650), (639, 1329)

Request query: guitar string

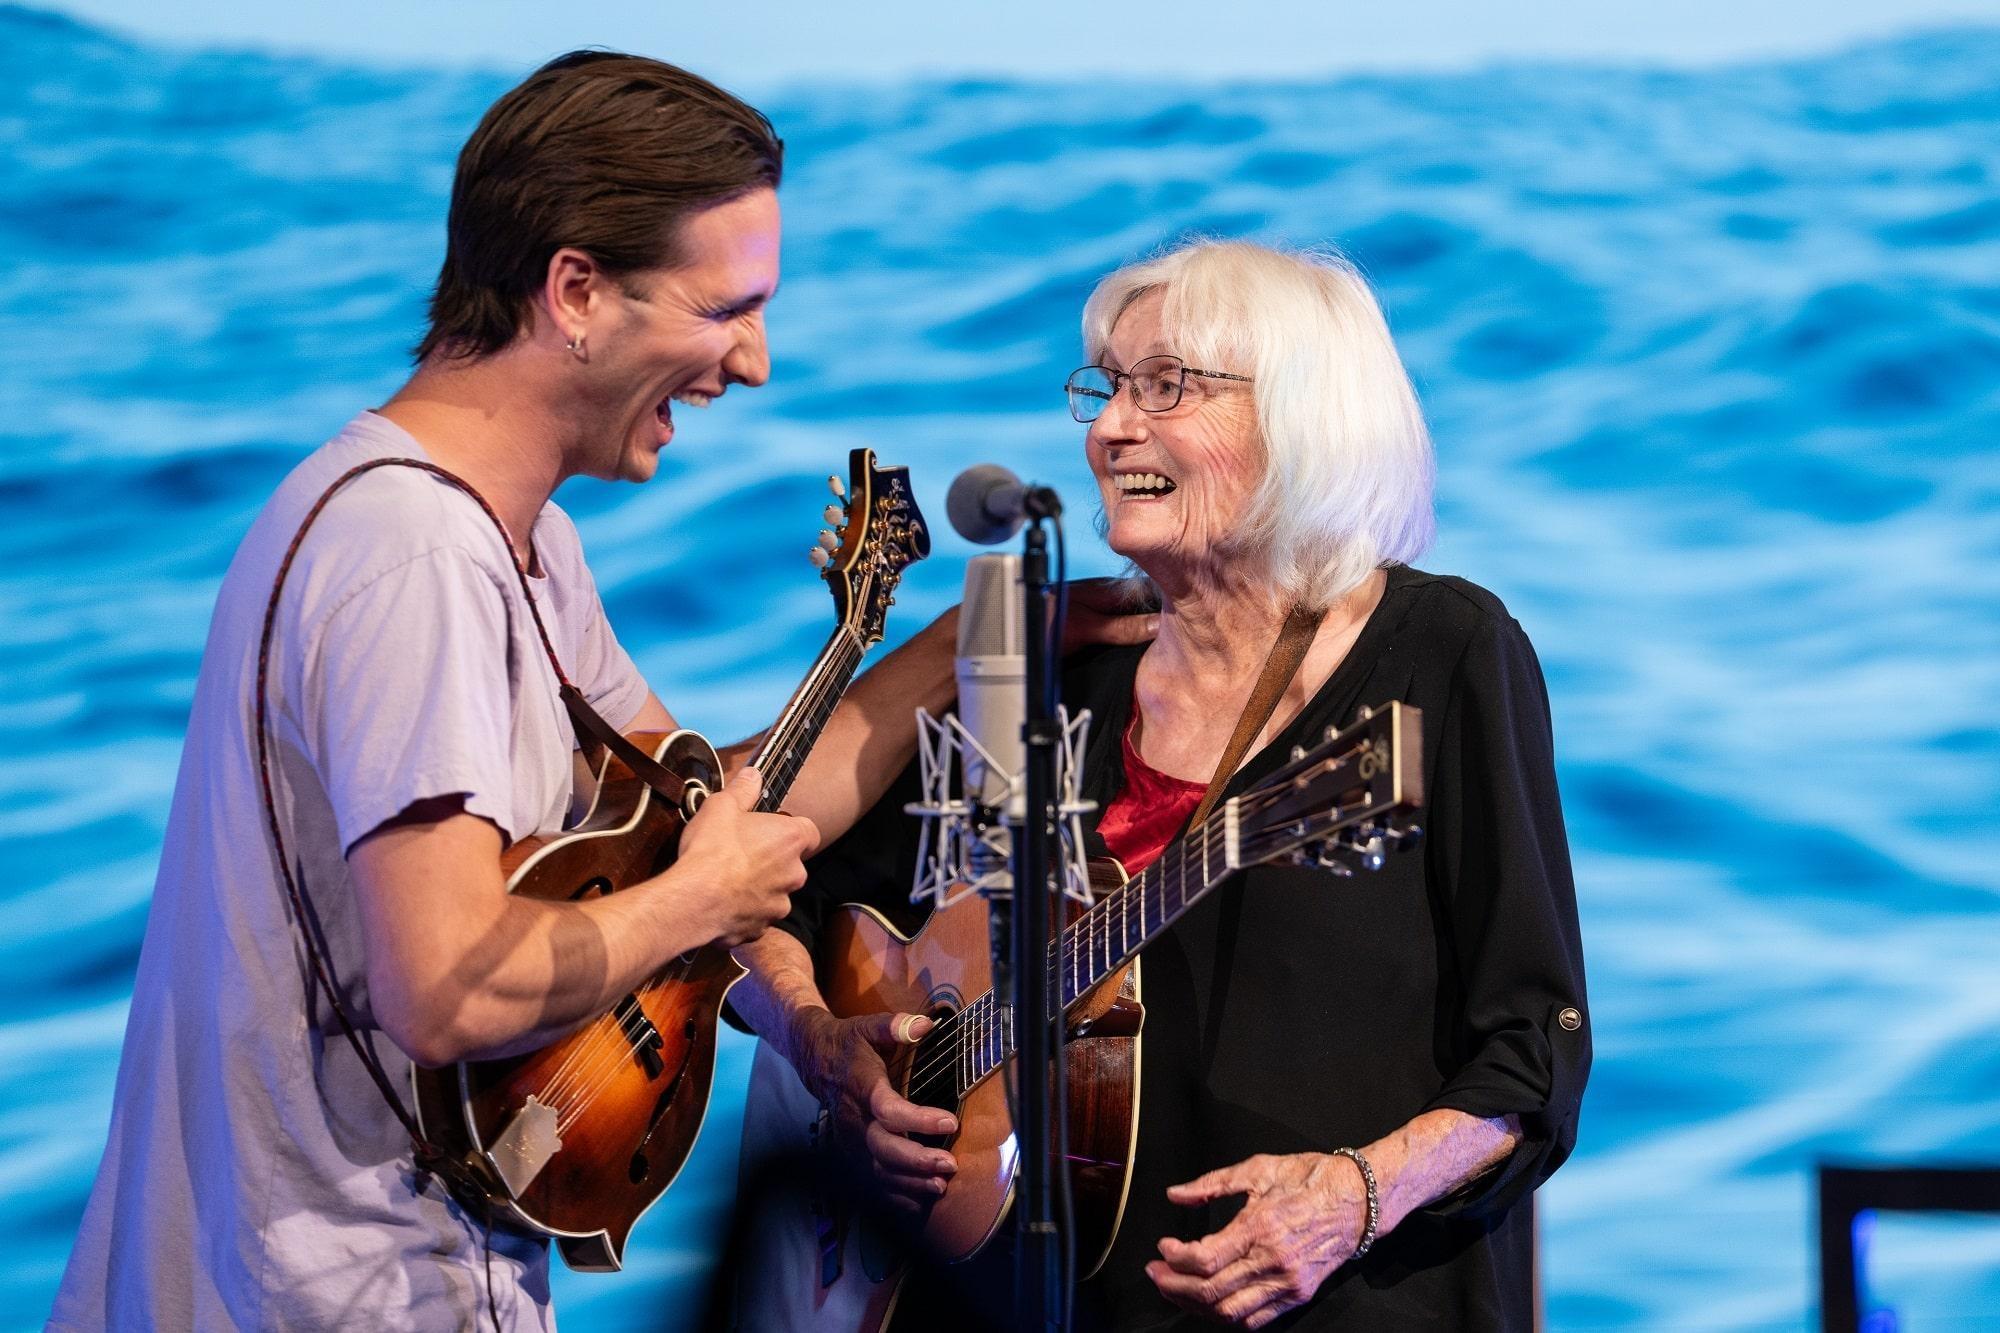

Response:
(904, 794), (1230, 1096)
(538, 628), (875, 1128)
(897, 774), (1325, 1095)
(908, 798), (1355, 1100)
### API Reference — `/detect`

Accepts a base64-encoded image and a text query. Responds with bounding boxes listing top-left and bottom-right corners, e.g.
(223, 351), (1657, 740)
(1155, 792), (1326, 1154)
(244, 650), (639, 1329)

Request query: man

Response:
(50, 52), (963, 1331)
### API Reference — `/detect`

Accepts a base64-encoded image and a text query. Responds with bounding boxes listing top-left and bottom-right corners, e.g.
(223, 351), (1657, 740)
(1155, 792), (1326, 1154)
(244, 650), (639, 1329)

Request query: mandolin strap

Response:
(250, 456), (678, 1204)
(1186, 603), (1327, 828)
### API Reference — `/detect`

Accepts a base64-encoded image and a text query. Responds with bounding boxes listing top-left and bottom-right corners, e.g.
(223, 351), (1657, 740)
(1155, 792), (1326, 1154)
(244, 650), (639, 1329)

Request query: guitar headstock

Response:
(812, 448), (932, 647)
(1230, 701), (1426, 876)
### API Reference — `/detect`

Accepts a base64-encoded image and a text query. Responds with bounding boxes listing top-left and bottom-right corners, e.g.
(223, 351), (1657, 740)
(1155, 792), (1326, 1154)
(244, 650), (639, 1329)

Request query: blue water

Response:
(4, 6), (1998, 1327)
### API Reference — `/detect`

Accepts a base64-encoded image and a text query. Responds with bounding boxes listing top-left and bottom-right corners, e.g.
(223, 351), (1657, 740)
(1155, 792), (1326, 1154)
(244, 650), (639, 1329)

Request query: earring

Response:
(565, 331), (586, 358)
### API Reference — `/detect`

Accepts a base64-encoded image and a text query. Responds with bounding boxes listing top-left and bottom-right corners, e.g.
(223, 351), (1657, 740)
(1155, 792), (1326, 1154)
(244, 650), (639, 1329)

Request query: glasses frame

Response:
(1064, 355), (1254, 423)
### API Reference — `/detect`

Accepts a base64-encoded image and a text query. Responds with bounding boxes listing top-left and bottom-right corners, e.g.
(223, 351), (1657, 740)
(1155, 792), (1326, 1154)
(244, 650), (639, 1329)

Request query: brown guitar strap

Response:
(250, 456), (677, 1203)
(1186, 603), (1327, 829)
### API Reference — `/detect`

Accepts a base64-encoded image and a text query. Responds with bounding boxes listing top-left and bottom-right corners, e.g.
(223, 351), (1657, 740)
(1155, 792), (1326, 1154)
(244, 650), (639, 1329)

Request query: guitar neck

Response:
(746, 627), (866, 813)
(957, 808), (1239, 1088)
(933, 701), (1417, 1098)
(1056, 817), (1233, 1009)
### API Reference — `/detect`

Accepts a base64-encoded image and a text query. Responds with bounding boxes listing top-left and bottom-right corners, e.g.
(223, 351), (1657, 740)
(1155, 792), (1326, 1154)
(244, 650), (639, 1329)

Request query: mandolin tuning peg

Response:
(823, 504), (845, 526)
(816, 529), (839, 552)
(808, 546), (831, 568)
(827, 474), (846, 499)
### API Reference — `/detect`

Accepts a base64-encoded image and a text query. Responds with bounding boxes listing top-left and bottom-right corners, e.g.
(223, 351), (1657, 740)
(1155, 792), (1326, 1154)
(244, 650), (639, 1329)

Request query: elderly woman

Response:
(734, 239), (1588, 1332)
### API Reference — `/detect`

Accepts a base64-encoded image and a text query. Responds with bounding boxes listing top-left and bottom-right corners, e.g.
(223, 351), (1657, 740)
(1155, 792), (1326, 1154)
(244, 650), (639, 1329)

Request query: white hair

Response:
(1080, 239), (1435, 610)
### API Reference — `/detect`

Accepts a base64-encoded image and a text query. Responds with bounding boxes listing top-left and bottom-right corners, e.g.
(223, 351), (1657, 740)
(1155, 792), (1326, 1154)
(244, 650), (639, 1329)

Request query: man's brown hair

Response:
(415, 50), (783, 362)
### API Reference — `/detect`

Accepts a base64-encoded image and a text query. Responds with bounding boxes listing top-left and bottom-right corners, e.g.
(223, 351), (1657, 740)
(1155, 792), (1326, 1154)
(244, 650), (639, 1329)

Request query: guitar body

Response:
(738, 866), (1143, 1331)
(412, 728), (738, 1271)
(737, 700), (1427, 1330)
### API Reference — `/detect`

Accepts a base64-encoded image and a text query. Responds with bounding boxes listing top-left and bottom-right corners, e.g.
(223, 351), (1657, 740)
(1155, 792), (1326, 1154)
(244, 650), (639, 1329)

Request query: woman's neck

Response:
(1132, 566), (1390, 779)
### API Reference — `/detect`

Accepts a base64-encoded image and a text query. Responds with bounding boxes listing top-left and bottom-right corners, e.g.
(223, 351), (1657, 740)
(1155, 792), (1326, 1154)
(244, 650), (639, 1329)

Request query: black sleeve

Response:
(1416, 610), (1590, 1220)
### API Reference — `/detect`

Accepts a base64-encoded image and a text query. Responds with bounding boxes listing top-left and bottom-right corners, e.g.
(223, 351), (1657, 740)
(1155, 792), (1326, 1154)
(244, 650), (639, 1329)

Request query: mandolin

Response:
(737, 700), (1424, 1329)
(411, 447), (930, 1272)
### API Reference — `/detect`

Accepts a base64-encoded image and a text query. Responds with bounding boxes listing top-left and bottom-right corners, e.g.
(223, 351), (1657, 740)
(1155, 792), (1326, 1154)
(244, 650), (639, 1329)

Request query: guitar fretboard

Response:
(933, 807), (1238, 1099)
(748, 629), (866, 812)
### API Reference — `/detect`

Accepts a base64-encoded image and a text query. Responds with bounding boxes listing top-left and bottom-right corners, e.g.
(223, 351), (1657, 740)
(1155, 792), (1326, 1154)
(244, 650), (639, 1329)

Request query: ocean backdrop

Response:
(3, 5), (1998, 1327)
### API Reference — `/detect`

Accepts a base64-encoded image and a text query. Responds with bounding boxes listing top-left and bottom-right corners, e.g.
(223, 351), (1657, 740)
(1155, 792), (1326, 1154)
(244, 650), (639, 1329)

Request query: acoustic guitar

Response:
(411, 447), (931, 1271)
(737, 700), (1423, 1329)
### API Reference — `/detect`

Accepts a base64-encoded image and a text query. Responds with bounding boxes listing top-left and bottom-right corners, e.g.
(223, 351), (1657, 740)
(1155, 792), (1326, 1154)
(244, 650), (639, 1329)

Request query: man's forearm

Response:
(1364, 1109), (1524, 1234)
(439, 865), (733, 1063)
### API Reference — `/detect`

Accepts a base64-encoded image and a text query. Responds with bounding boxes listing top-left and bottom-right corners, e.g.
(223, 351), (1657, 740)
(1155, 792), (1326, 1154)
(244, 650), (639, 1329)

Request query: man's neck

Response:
(377, 353), (574, 567)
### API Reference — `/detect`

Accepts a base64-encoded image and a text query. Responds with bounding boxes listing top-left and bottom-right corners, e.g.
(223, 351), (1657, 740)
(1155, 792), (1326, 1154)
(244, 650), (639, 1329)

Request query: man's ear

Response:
(538, 246), (603, 350)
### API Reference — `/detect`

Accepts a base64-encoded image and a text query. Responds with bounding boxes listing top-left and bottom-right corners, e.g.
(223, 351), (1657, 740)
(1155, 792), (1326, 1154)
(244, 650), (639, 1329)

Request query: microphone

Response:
(955, 554), (1026, 813)
(946, 464), (1062, 546)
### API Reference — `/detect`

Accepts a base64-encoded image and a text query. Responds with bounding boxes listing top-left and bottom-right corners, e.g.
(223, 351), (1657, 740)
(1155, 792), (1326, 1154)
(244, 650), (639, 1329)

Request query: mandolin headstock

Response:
(812, 448), (932, 648)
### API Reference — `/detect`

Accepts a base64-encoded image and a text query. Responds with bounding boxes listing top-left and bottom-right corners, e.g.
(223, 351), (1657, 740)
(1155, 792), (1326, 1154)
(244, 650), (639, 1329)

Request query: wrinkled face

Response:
(1085, 290), (1261, 579)
(584, 187), (781, 483)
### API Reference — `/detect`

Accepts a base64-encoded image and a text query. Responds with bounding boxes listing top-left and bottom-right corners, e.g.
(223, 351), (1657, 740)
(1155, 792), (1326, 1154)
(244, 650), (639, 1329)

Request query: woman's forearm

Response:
(1364, 1109), (1523, 1234)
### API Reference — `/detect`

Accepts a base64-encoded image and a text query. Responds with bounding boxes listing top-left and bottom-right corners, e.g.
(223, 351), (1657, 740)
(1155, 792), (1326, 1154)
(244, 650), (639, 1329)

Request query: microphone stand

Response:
(1013, 486), (1066, 1332)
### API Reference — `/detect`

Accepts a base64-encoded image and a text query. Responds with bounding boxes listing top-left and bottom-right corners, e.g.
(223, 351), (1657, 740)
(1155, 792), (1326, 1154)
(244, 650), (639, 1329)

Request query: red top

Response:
(1096, 701), (1208, 874)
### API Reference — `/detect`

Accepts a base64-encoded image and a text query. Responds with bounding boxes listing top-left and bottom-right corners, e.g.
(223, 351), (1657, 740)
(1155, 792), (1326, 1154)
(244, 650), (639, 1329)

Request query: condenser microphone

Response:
(955, 553), (1026, 812)
(946, 464), (1062, 546)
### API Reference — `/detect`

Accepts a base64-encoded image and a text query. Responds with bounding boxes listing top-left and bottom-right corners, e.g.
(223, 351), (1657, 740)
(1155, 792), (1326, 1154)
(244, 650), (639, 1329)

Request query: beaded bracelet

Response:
(1328, 1146), (1379, 1260)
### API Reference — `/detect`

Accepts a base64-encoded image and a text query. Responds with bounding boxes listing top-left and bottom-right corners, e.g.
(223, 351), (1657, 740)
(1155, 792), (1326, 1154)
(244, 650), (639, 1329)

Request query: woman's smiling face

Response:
(1085, 290), (1262, 583)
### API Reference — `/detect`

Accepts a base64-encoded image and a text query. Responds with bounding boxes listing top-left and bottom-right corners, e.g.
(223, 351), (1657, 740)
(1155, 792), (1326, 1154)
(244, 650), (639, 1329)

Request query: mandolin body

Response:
(411, 728), (739, 1271)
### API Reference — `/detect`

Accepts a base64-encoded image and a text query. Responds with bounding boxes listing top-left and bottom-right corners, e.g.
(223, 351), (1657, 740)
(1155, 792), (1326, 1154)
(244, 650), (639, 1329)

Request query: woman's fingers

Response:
(1146, 1252), (1270, 1312)
(866, 1075), (956, 1137)
(866, 1117), (955, 1177)
(1157, 1223), (1254, 1277)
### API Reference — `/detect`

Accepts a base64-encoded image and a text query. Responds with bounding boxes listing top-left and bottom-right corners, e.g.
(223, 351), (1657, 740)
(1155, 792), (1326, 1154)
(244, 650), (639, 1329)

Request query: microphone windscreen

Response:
(957, 553), (1024, 659)
(947, 464), (1025, 545)
(956, 553), (1026, 809)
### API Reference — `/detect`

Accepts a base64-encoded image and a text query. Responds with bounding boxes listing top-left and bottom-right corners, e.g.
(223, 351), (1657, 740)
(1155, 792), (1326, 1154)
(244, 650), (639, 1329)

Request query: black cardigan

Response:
(773, 566), (1590, 1331)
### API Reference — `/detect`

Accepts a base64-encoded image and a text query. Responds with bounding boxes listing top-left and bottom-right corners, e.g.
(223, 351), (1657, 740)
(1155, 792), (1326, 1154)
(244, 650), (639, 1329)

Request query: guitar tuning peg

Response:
(827, 474), (846, 499)
(824, 504), (846, 526)
(816, 529), (839, 552)
(808, 546), (831, 568)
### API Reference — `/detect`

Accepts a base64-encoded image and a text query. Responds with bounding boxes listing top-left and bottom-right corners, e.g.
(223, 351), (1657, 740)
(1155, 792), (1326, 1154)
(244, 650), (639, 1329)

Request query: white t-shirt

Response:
(50, 412), (651, 1331)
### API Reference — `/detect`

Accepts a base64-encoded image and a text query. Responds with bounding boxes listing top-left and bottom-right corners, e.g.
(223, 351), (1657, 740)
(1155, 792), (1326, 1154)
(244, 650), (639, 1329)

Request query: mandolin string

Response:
(541, 635), (866, 1113)
(551, 651), (866, 1126)
(549, 627), (879, 1127)
(553, 953), (699, 1133)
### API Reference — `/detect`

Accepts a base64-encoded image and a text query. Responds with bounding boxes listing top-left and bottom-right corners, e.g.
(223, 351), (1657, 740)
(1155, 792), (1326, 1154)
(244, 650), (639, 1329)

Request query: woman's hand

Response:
(791, 1007), (958, 1213)
(1146, 1151), (1370, 1329)
(1061, 577), (1158, 654)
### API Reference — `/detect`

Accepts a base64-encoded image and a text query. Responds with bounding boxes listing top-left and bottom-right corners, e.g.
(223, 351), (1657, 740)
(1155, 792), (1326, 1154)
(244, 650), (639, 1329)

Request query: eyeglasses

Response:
(1063, 355), (1253, 424)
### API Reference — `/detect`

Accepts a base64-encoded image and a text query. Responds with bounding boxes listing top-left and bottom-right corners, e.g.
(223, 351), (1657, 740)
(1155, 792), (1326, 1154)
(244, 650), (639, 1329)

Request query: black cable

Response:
(482, 1224), (502, 1332)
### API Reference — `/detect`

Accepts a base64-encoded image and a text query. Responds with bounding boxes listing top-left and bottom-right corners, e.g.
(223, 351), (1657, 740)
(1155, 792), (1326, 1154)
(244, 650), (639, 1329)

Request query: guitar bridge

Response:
(488, 1094), (563, 1199)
